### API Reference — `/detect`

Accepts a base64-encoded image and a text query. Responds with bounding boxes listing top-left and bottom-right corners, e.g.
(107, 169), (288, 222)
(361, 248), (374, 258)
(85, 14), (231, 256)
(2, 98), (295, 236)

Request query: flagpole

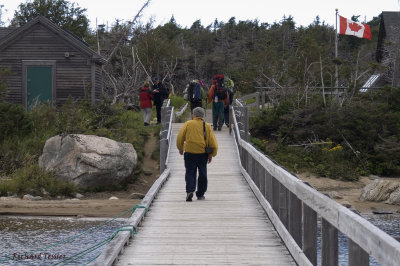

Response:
(335, 8), (339, 91)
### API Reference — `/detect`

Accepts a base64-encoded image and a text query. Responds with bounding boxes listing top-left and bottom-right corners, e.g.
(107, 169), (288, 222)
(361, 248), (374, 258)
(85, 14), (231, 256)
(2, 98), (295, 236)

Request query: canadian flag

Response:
(339, 15), (371, 40)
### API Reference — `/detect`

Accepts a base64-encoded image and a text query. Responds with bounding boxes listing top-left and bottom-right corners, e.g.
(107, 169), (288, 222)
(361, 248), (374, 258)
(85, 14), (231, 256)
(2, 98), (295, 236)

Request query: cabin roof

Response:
(0, 16), (106, 64)
(381, 11), (400, 38)
(0, 27), (14, 40)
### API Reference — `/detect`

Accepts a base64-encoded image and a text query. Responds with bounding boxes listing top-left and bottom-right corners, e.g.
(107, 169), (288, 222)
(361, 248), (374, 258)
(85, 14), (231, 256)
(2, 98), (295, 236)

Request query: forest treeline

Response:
(1, 0), (399, 182)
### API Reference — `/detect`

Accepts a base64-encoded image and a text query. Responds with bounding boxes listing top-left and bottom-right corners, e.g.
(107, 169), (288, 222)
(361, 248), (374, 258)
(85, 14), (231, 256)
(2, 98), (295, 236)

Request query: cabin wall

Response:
(0, 23), (98, 106)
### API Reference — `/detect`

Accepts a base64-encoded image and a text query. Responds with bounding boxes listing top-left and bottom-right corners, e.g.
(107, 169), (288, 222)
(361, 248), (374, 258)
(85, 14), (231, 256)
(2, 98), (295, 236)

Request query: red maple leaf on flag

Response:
(349, 22), (362, 32)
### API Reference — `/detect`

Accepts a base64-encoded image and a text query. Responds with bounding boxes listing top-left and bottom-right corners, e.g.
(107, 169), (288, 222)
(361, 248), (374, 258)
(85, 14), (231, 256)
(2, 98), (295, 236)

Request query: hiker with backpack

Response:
(223, 77), (234, 128)
(184, 79), (205, 112)
(207, 74), (230, 131)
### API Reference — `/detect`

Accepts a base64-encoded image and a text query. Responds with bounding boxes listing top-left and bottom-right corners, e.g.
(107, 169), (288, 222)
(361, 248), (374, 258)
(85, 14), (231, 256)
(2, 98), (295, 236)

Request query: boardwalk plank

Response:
(115, 123), (295, 265)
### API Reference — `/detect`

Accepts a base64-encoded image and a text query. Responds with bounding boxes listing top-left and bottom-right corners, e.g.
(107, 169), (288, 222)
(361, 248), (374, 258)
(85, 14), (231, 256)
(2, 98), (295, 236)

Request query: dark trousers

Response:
(184, 152), (208, 197)
(155, 104), (162, 123)
(212, 102), (224, 129)
(190, 101), (202, 112)
(224, 105), (230, 125)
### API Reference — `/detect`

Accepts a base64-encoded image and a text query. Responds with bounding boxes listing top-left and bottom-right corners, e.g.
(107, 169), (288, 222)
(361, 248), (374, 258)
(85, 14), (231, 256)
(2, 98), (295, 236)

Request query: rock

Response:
(341, 201), (352, 208)
(368, 174), (381, 180)
(349, 208), (361, 215)
(129, 193), (145, 199)
(109, 196), (119, 200)
(359, 179), (400, 202)
(143, 170), (153, 176)
(22, 194), (34, 200)
(372, 209), (393, 215)
(328, 191), (343, 199)
(41, 188), (49, 196)
(75, 193), (84, 199)
(385, 187), (400, 205)
(39, 134), (137, 189)
(0, 196), (18, 201)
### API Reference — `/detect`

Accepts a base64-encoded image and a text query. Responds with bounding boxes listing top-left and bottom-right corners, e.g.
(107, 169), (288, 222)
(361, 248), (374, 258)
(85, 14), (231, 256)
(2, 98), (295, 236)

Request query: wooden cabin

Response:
(0, 16), (106, 108)
(361, 12), (400, 91)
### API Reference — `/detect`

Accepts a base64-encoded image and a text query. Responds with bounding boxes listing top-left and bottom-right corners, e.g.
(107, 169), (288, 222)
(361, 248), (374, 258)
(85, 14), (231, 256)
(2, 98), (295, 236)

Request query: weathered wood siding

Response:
(95, 63), (103, 102)
(0, 23), (102, 106)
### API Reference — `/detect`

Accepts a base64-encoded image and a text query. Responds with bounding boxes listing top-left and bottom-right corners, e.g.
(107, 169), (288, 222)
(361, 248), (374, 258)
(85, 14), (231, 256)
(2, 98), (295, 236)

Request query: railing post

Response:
(255, 92), (260, 113)
(261, 90), (266, 109)
(160, 138), (168, 174)
(265, 170), (273, 204)
(258, 164), (265, 195)
(160, 103), (171, 174)
(303, 203), (317, 265)
(271, 177), (280, 214)
(279, 184), (289, 228)
(348, 239), (369, 266)
(243, 107), (249, 141)
(229, 105), (233, 135)
(289, 191), (302, 248)
(322, 218), (338, 266)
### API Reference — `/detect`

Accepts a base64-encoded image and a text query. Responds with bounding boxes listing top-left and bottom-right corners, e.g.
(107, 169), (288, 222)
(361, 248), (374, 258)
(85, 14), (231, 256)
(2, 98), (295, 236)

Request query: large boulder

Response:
(386, 187), (400, 205)
(359, 179), (400, 203)
(39, 134), (137, 189)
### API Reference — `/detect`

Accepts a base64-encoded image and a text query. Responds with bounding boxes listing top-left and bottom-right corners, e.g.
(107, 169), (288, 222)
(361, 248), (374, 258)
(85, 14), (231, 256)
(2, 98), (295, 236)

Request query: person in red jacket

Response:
(139, 82), (153, 126)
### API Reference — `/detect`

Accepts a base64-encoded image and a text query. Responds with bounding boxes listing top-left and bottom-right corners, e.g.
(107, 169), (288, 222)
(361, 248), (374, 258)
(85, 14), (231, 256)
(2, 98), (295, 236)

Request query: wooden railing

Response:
(231, 105), (400, 266)
(237, 87), (348, 113)
(93, 99), (175, 266)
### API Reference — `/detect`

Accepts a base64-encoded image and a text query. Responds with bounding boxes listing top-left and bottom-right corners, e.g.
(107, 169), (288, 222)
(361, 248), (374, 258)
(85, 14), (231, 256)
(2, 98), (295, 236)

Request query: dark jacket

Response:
(140, 87), (153, 109)
(152, 82), (169, 106)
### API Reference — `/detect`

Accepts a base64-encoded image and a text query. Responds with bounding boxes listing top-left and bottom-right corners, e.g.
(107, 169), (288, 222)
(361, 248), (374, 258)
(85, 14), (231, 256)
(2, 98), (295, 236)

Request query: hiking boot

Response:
(186, 192), (194, 202)
(197, 196), (205, 200)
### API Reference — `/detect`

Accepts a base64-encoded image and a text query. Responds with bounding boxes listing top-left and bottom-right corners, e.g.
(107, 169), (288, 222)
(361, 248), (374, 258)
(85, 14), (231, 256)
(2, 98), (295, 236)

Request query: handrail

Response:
(93, 168), (170, 266)
(165, 106), (174, 167)
(94, 99), (184, 265)
(231, 105), (400, 266)
(174, 102), (188, 119)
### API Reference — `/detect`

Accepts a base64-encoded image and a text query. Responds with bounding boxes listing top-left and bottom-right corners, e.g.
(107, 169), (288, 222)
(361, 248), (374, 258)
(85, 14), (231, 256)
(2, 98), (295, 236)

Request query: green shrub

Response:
(0, 103), (32, 141)
(0, 165), (76, 197)
(169, 96), (186, 108)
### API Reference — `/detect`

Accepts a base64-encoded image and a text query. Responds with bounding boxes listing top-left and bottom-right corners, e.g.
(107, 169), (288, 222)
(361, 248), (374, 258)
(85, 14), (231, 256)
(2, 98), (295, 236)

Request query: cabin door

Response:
(27, 66), (53, 108)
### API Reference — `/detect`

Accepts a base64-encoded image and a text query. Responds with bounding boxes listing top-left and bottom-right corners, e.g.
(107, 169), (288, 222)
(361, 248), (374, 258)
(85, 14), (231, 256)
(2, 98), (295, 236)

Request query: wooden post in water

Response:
(289, 191), (302, 248)
(348, 239), (369, 266)
(303, 203), (317, 265)
(322, 218), (338, 266)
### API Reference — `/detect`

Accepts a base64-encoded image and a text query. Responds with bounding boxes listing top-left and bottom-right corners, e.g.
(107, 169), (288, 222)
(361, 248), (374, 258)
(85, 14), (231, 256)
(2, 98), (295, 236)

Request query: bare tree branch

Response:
(104, 0), (151, 65)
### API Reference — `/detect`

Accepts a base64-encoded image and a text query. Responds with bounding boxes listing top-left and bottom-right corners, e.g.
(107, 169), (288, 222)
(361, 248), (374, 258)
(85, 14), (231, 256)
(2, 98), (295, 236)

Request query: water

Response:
(0, 216), (126, 265)
(316, 213), (400, 266)
(0, 213), (399, 265)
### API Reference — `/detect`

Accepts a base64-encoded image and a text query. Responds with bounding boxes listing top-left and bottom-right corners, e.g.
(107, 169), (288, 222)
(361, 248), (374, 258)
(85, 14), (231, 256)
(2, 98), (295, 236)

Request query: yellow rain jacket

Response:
(176, 117), (218, 157)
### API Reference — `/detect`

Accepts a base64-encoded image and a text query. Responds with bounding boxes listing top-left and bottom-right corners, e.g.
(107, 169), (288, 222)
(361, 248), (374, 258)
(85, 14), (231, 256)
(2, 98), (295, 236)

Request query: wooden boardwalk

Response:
(116, 121), (295, 265)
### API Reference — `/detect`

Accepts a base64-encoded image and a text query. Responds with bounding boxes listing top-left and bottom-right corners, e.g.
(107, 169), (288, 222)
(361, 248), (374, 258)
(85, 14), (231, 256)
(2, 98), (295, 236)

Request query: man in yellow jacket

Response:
(176, 107), (218, 201)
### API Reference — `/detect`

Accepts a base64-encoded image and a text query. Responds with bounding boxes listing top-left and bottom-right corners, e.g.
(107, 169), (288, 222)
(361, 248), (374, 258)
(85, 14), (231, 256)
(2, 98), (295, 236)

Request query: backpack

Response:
(188, 81), (202, 102)
(224, 77), (234, 90)
(214, 75), (227, 100)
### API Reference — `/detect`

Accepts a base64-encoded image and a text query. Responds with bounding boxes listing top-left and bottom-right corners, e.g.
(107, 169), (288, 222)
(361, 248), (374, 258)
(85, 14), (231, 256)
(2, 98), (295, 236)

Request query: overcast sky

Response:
(2, 0), (400, 30)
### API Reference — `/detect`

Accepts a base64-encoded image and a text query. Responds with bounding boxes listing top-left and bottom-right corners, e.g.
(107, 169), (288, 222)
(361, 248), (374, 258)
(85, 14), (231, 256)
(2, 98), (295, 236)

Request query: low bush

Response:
(0, 165), (76, 197)
(250, 87), (400, 180)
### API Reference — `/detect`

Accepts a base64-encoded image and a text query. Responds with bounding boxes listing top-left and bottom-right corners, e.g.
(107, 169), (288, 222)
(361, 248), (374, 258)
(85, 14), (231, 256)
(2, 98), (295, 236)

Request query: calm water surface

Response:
(0, 216), (125, 265)
(316, 213), (400, 266)
(0, 213), (399, 265)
